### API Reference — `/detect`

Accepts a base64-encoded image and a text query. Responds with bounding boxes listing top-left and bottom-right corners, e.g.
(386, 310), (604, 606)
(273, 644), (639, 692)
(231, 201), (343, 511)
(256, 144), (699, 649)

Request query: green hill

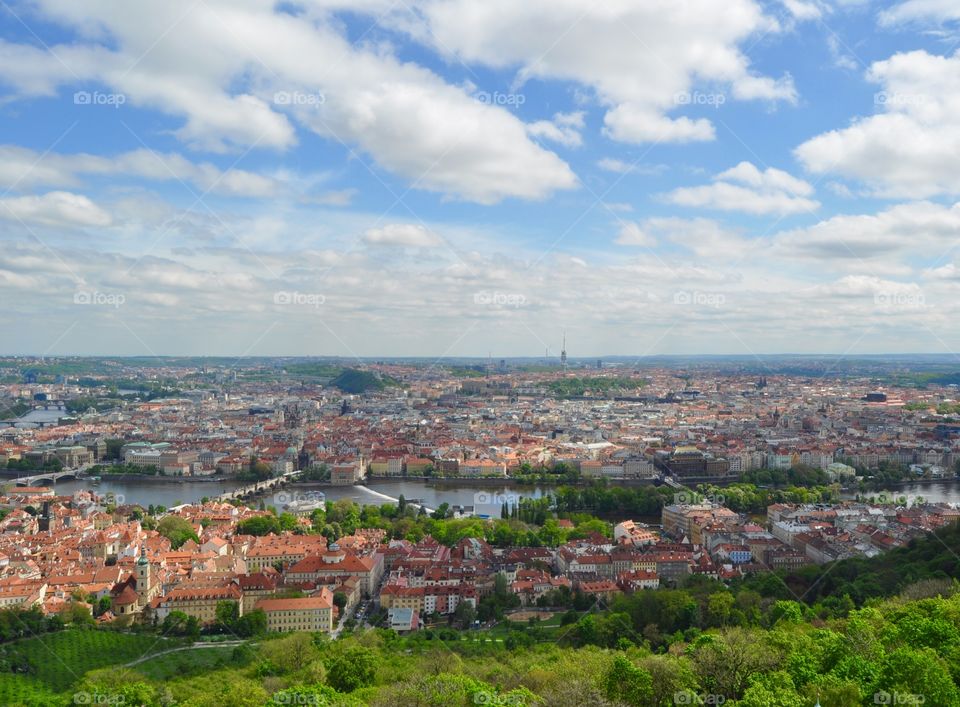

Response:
(330, 368), (398, 394)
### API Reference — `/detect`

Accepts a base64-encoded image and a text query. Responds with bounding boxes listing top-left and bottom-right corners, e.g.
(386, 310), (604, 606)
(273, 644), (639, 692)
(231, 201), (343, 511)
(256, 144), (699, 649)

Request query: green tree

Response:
(874, 646), (960, 706)
(63, 602), (95, 626)
(452, 600), (477, 629)
(259, 632), (319, 673)
(236, 515), (281, 536)
(235, 608), (267, 637)
(327, 645), (377, 692)
(94, 596), (112, 618)
(738, 671), (805, 707)
(215, 600), (239, 632)
(604, 655), (653, 706)
(156, 515), (199, 549)
(707, 592), (735, 627)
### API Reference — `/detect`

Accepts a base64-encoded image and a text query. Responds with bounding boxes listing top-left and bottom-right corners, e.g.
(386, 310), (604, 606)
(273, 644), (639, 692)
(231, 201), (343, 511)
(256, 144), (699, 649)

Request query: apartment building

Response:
(151, 584), (243, 623)
(255, 591), (334, 633)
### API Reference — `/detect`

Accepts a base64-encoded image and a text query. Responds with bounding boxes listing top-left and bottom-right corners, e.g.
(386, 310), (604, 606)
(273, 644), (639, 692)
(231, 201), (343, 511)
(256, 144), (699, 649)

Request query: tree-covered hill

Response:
(330, 368), (400, 394)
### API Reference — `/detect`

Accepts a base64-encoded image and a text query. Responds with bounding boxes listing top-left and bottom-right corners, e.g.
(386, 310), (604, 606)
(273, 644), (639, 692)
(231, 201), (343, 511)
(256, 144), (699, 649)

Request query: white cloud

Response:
(527, 112), (585, 147)
(597, 158), (634, 174)
(302, 189), (358, 207)
(772, 201), (960, 260)
(615, 222), (657, 247)
(614, 216), (748, 260)
(0, 145), (277, 198)
(603, 108), (715, 144)
(780, 0), (825, 20)
(363, 223), (442, 247)
(0, 191), (111, 228)
(596, 158), (667, 176)
(826, 34), (859, 72)
(796, 50), (960, 198)
(879, 1), (960, 26)
(0, 1), (577, 204)
(663, 161), (819, 215)
(399, 0), (795, 145)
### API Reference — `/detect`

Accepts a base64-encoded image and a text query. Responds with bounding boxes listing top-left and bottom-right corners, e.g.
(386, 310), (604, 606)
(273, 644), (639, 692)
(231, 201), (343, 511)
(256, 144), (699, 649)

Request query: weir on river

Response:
(354, 486), (434, 514)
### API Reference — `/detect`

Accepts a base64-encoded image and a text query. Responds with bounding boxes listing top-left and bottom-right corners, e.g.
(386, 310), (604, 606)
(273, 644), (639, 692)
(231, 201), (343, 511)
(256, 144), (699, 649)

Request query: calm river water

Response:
(25, 476), (960, 512)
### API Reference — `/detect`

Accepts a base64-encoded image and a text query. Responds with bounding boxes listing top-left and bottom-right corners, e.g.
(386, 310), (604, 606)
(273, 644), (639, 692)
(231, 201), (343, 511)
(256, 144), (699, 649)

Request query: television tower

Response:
(560, 331), (567, 370)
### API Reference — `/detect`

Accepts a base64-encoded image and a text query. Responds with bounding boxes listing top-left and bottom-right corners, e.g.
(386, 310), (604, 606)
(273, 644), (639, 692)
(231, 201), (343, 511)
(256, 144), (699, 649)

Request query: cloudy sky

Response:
(1, 0), (960, 358)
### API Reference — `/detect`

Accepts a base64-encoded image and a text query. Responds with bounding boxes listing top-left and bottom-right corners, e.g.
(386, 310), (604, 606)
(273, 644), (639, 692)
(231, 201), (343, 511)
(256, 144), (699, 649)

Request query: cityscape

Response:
(3, 0), (960, 705)
(2, 356), (960, 704)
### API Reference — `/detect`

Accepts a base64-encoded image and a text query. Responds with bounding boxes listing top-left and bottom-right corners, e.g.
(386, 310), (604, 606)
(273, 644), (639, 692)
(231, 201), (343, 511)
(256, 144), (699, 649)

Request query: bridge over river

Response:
(14, 469), (86, 486)
(213, 470), (301, 502)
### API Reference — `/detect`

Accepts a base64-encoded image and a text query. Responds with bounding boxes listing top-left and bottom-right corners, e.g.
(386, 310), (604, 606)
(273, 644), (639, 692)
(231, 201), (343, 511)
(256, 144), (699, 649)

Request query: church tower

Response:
(136, 542), (150, 592)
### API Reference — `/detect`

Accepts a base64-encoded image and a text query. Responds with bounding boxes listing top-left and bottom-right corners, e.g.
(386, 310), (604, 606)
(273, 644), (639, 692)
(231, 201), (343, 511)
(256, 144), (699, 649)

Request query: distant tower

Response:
(38, 501), (52, 533)
(560, 332), (568, 370)
(136, 542), (150, 590)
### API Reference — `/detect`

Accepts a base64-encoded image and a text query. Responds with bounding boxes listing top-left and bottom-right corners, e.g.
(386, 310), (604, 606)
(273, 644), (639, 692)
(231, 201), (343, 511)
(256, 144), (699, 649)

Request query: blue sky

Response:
(1, 0), (960, 358)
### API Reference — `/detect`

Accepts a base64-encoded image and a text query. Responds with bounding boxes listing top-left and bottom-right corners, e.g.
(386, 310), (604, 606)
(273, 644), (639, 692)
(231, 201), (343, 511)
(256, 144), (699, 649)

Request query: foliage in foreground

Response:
(4, 588), (960, 705)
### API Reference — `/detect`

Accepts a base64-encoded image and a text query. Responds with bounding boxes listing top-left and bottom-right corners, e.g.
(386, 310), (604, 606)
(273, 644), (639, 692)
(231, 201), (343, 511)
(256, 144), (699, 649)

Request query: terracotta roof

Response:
(255, 595), (332, 612)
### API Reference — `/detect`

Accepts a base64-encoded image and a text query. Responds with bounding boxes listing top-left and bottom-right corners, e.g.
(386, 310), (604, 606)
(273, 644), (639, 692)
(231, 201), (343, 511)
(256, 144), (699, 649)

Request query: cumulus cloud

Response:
(879, 0), (960, 26)
(0, 191), (111, 227)
(663, 161), (819, 215)
(780, 0), (826, 20)
(771, 201), (960, 260)
(0, 145), (277, 198)
(796, 50), (960, 198)
(302, 189), (358, 207)
(615, 222), (657, 247)
(638, 217), (749, 259)
(527, 112), (585, 147)
(363, 224), (442, 247)
(596, 159), (667, 176)
(398, 0), (795, 146)
(0, 1), (577, 204)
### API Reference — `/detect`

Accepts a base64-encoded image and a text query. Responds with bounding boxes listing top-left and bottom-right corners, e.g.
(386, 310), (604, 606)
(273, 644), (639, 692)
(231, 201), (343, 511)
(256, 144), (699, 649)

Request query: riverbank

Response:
(0, 470), (235, 486)
(360, 475), (661, 488)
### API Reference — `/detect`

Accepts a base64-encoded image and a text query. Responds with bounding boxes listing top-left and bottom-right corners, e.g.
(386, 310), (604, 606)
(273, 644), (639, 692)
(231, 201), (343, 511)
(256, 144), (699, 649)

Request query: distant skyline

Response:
(2, 1), (960, 357)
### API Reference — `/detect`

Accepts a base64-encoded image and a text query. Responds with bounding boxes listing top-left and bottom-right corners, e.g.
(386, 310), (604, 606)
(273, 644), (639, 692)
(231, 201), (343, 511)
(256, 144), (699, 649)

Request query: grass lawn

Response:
(0, 629), (182, 694)
(0, 673), (61, 707)
(133, 644), (240, 681)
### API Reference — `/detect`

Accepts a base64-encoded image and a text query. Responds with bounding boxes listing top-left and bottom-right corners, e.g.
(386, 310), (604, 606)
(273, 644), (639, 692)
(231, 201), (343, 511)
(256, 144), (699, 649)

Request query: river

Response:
(30, 476), (960, 512)
(45, 476), (551, 515)
(839, 480), (960, 505)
